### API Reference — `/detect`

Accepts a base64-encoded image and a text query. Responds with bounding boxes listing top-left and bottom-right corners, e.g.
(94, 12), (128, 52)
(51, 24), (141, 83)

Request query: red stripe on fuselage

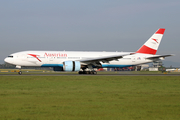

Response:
(136, 45), (157, 55)
(28, 54), (42, 62)
(155, 28), (165, 34)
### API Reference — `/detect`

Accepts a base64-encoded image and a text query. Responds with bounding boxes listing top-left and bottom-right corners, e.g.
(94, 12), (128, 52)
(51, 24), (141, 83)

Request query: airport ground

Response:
(1, 69), (180, 76)
(0, 74), (180, 119)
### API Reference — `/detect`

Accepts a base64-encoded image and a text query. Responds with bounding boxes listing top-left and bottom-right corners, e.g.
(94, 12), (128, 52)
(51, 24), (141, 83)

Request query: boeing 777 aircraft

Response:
(4, 28), (172, 75)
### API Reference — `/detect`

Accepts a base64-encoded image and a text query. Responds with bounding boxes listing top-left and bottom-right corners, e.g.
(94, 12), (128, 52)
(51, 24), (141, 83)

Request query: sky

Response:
(0, 0), (180, 66)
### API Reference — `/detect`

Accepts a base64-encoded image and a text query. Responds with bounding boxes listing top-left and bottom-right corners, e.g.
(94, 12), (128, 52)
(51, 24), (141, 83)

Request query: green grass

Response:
(0, 76), (180, 120)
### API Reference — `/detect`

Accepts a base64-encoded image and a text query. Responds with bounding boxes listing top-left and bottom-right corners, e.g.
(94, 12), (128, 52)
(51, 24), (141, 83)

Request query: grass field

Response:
(0, 76), (180, 120)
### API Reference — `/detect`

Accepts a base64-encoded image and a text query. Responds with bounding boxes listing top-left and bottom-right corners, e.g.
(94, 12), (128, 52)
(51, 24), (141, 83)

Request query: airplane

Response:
(4, 28), (173, 75)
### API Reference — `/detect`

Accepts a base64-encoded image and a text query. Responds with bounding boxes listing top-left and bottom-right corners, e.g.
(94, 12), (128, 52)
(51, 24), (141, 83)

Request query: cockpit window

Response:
(8, 56), (13, 58)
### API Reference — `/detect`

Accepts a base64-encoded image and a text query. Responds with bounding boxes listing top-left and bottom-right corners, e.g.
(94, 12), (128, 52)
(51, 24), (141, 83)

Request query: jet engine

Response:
(63, 61), (81, 71)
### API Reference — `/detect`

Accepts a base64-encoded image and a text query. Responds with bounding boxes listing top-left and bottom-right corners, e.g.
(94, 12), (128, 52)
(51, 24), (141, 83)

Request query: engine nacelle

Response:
(63, 61), (81, 72)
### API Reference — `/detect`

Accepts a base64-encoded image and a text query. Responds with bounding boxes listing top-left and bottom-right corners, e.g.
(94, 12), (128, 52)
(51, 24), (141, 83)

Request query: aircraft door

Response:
(22, 54), (27, 61)
(48, 57), (55, 64)
(132, 56), (136, 62)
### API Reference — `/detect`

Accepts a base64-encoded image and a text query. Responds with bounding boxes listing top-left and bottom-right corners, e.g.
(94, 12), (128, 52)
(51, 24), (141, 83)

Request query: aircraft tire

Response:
(90, 71), (94, 74)
(78, 71), (83, 74)
(93, 71), (97, 75)
(18, 71), (22, 75)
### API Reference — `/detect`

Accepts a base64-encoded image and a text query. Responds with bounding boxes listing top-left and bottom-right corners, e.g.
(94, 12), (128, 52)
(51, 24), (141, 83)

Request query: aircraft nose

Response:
(4, 57), (14, 64)
(4, 58), (8, 63)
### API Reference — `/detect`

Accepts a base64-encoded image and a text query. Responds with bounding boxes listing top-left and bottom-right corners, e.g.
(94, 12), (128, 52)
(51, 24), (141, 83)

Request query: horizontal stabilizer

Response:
(146, 54), (174, 59)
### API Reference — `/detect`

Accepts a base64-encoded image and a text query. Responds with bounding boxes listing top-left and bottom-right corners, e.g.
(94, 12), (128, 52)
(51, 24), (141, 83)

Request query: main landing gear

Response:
(78, 70), (97, 75)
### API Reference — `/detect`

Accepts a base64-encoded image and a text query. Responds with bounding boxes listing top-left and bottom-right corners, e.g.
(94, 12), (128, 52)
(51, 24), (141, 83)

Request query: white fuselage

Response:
(4, 51), (154, 68)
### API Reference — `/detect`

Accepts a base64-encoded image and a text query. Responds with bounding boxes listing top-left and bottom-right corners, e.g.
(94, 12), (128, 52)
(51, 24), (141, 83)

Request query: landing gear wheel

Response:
(90, 71), (94, 74)
(78, 71), (83, 74)
(93, 71), (97, 75)
(84, 71), (88, 74)
(79, 70), (97, 75)
(18, 71), (22, 75)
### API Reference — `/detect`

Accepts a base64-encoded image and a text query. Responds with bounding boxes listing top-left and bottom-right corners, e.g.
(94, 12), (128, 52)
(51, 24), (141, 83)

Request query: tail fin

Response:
(136, 28), (165, 55)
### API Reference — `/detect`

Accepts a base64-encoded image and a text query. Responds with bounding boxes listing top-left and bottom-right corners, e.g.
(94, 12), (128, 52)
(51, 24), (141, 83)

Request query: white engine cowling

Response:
(63, 61), (81, 72)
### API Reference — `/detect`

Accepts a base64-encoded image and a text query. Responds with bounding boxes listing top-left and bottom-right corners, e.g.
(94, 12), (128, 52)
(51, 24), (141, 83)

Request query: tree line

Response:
(0, 63), (51, 70)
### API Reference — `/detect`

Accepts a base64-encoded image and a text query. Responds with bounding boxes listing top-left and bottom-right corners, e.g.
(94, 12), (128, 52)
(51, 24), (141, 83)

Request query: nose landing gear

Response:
(16, 66), (22, 75)
(18, 71), (22, 75)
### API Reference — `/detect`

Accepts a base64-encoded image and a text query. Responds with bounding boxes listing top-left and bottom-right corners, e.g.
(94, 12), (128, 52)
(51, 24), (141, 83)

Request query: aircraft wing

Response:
(80, 53), (130, 63)
(146, 54), (174, 59)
